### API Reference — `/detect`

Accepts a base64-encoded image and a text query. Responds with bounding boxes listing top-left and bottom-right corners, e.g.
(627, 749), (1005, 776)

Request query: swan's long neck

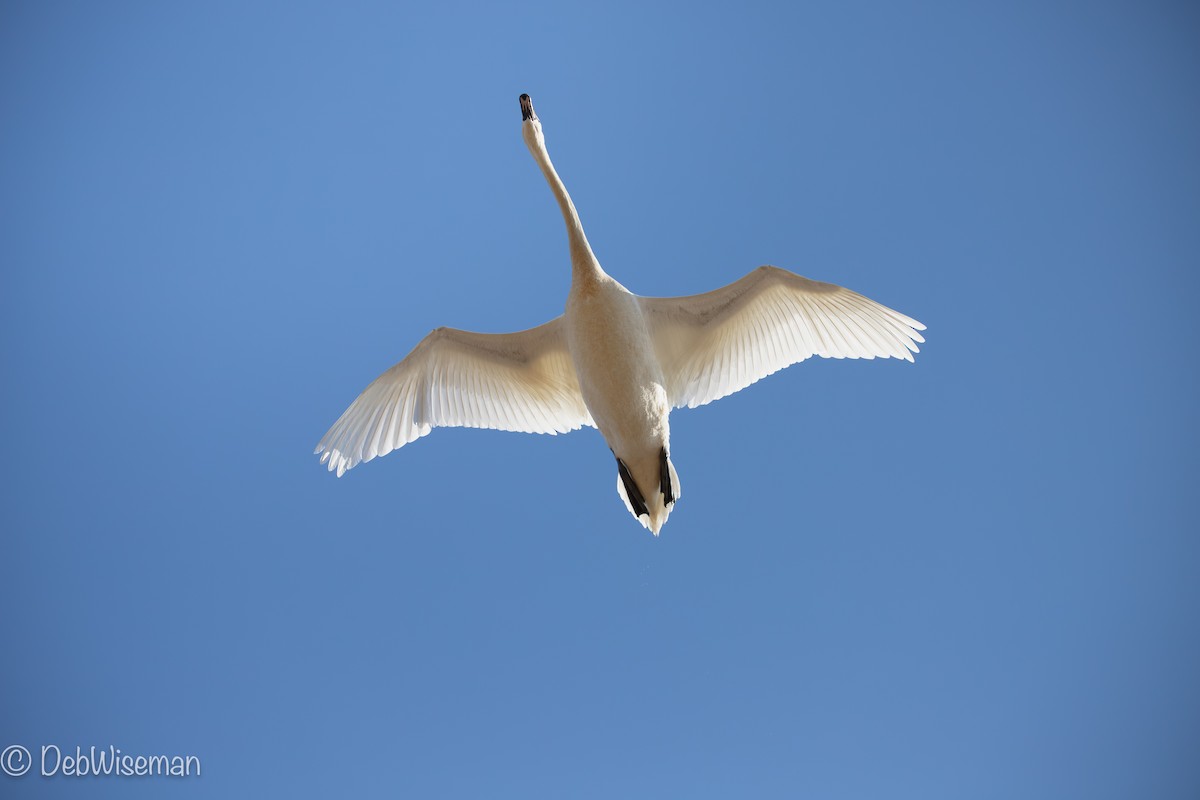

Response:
(526, 131), (603, 283)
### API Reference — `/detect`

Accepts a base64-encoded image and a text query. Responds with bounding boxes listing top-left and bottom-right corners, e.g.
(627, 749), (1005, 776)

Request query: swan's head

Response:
(519, 93), (546, 152)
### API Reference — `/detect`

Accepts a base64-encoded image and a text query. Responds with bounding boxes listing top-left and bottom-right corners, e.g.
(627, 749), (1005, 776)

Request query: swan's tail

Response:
(615, 447), (681, 536)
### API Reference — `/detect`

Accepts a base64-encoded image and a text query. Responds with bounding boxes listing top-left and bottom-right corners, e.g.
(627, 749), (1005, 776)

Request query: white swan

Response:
(315, 93), (926, 535)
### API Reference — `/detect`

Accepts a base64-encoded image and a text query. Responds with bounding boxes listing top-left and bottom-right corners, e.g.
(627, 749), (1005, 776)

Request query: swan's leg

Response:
(615, 455), (649, 518)
(659, 446), (675, 506)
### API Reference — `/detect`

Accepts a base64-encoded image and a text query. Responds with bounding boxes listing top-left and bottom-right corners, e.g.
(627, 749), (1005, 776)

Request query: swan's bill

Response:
(519, 93), (537, 121)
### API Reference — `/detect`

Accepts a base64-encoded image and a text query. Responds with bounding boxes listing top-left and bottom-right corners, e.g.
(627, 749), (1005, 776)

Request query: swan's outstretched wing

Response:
(315, 318), (592, 476)
(640, 266), (926, 410)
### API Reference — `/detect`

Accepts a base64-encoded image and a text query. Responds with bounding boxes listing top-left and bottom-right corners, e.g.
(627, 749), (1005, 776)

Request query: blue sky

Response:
(2, 1), (1197, 797)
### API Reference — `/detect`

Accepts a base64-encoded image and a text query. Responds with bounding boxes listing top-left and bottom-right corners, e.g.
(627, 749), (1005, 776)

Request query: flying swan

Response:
(315, 93), (926, 535)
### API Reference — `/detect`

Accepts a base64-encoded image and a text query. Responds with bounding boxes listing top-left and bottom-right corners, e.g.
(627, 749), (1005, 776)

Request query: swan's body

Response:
(567, 270), (678, 532)
(315, 94), (926, 535)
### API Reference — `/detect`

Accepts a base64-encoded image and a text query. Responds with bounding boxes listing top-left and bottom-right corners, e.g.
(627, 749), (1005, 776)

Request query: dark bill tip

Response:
(519, 93), (536, 121)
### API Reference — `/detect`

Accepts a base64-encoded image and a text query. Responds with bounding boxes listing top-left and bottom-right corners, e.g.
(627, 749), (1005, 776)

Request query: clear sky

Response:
(2, 1), (1198, 797)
